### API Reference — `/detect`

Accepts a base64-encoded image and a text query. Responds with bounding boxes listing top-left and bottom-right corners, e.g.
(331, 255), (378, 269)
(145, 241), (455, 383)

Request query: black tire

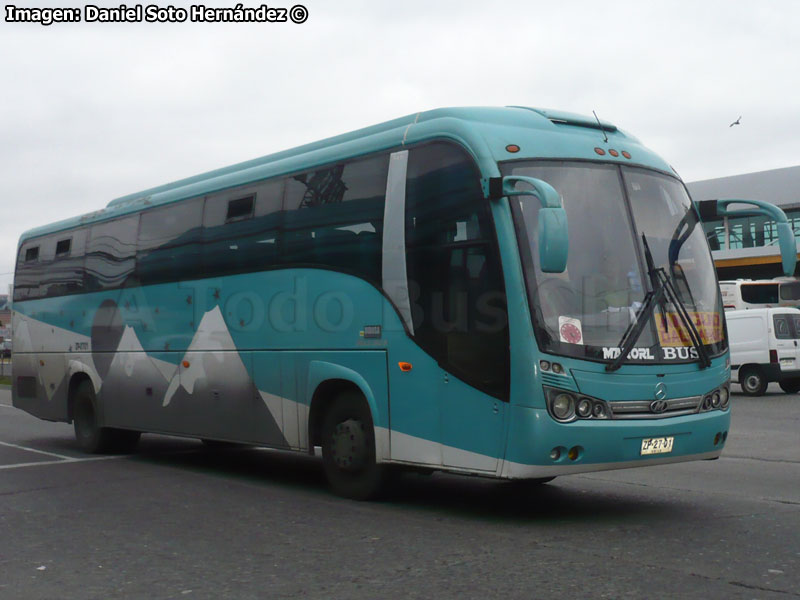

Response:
(779, 378), (800, 394)
(73, 381), (140, 453)
(740, 367), (767, 396)
(321, 391), (386, 500)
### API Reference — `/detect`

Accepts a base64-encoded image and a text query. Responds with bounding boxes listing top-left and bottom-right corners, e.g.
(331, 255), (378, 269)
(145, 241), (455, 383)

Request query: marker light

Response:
(505, 144), (521, 153)
(609, 149), (619, 157)
(552, 394), (575, 420)
(594, 147), (606, 156)
(182, 360), (191, 368)
(621, 151), (632, 159)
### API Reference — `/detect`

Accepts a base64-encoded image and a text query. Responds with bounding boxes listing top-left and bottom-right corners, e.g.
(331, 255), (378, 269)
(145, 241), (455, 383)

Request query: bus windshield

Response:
(505, 161), (726, 365)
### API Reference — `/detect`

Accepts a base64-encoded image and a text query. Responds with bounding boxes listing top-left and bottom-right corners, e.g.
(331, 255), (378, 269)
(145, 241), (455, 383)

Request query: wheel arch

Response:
(306, 360), (389, 462)
(736, 363), (762, 381)
(66, 371), (94, 424)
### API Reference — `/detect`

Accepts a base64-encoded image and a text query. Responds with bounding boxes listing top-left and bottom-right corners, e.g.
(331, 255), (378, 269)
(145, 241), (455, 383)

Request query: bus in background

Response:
(719, 278), (800, 310)
(11, 107), (798, 499)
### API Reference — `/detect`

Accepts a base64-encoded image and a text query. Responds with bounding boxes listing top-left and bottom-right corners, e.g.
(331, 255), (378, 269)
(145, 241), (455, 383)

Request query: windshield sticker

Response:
(559, 316), (584, 344)
(656, 312), (724, 346)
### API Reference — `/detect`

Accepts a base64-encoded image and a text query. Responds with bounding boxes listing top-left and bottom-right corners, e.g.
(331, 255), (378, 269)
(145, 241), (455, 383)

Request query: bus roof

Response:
(19, 106), (674, 243)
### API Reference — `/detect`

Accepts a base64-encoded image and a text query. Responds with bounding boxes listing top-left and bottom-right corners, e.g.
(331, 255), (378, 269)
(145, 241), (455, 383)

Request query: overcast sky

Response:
(2, 0), (799, 294)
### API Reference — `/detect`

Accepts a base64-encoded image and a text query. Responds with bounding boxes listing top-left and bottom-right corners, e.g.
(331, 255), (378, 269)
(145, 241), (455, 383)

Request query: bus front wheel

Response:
(740, 367), (767, 396)
(321, 391), (386, 500)
(73, 381), (140, 453)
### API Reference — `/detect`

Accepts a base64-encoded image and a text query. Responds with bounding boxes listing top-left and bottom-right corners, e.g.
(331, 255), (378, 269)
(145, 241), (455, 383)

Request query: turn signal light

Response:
(182, 360), (191, 368)
(398, 362), (413, 372)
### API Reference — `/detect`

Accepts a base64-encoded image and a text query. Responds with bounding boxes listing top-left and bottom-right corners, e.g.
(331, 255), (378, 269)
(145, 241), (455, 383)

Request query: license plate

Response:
(641, 436), (674, 455)
(781, 358), (794, 366)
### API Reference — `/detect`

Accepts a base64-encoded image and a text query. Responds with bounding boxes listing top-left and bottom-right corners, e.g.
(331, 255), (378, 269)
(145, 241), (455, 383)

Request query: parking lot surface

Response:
(1, 385), (798, 599)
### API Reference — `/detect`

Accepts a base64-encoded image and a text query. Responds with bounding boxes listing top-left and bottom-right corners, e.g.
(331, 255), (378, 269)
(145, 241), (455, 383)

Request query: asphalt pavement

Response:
(1, 384), (798, 599)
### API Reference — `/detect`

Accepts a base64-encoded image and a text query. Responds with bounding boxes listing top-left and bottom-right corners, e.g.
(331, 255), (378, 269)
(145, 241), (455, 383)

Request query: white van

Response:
(719, 279), (800, 311)
(726, 307), (800, 395)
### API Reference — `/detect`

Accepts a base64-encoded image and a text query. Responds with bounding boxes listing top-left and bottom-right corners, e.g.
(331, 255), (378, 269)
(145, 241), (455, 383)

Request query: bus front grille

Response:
(607, 396), (703, 419)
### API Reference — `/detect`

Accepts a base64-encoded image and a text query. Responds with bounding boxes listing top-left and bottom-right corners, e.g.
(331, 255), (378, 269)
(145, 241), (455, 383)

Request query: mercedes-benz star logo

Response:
(654, 382), (668, 400)
(650, 400), (669, 413)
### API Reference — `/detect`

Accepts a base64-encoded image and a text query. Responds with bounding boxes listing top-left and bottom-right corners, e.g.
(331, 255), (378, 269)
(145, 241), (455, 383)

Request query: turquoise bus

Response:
(12, 107), (797, 499)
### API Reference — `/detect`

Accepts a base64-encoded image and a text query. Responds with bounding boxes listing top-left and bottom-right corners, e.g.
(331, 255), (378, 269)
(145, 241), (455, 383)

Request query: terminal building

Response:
(687, 165), (800, 281)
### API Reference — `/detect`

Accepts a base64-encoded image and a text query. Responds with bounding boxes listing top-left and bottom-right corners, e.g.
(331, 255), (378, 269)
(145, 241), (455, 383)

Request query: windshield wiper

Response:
(606, 236), (712, 372)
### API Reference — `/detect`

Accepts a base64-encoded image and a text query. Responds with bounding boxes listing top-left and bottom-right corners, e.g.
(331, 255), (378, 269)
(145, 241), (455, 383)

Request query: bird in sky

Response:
(730, 116), (742, 127)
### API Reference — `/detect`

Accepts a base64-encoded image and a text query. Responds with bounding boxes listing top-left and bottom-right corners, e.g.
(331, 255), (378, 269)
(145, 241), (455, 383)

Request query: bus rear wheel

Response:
(779, 378), (800, 394)
(740, 367), (767, 396)
(73, 381), (140, 453)
(321, 391), (386, 500)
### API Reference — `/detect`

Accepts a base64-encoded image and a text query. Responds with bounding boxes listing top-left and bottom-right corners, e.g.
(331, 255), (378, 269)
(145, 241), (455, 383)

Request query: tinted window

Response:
(85, 216), (139, 291)
(226, 196), (254, 222)
(14, 242), (44, 301)
(774, 315), (792, 339)
(281, 155), (389, 283)
(203, 180), (283, 277)
(55, 239), (71, 256)
(741, 284), (779, 304)
(44, 229), (87, 297)
(405, 142), (509, 399)
(780, 282), (800, 301)
(14, 231), (88, 301)
(138, 198), (204, 285)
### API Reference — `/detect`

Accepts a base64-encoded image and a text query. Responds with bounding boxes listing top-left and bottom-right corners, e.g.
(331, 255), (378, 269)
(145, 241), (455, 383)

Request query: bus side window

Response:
(85, 216), (140, 291)
(14, 242), (43, 301)
(44, 229), (87, 298)
(138, 198), (204, 285)
(202, 180), (283, 278)
(281, 154), (389, 284)
(405, 142), (509, 400)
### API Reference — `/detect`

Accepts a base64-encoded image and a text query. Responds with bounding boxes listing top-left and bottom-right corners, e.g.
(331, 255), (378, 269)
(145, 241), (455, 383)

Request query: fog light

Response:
(551, 363), (564, 374)
(567, 446), (582, 461)
(552, 393), (575, 420)
(722, 431), (728, 442)
(539, 360), (551, 372)
(576, 398), (592, 418)
(714, 432), (721, 445)
(550, 448), (561, 460)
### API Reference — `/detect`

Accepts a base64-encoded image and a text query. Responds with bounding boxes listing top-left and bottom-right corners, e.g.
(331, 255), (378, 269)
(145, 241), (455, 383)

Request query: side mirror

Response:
(492, 175), (569, 273)
(709, 198), (798, 277)
(777, 222), (796, 277)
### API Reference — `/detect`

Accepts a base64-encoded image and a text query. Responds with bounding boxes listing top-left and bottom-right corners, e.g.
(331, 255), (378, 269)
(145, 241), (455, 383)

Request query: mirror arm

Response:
(708, 198), (797, 277)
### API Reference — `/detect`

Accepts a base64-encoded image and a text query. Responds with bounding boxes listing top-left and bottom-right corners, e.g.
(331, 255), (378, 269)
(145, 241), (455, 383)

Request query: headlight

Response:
(552, 393), (575, 420)
(576, 398), (592, 418)
(719, 386), (730, 409)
